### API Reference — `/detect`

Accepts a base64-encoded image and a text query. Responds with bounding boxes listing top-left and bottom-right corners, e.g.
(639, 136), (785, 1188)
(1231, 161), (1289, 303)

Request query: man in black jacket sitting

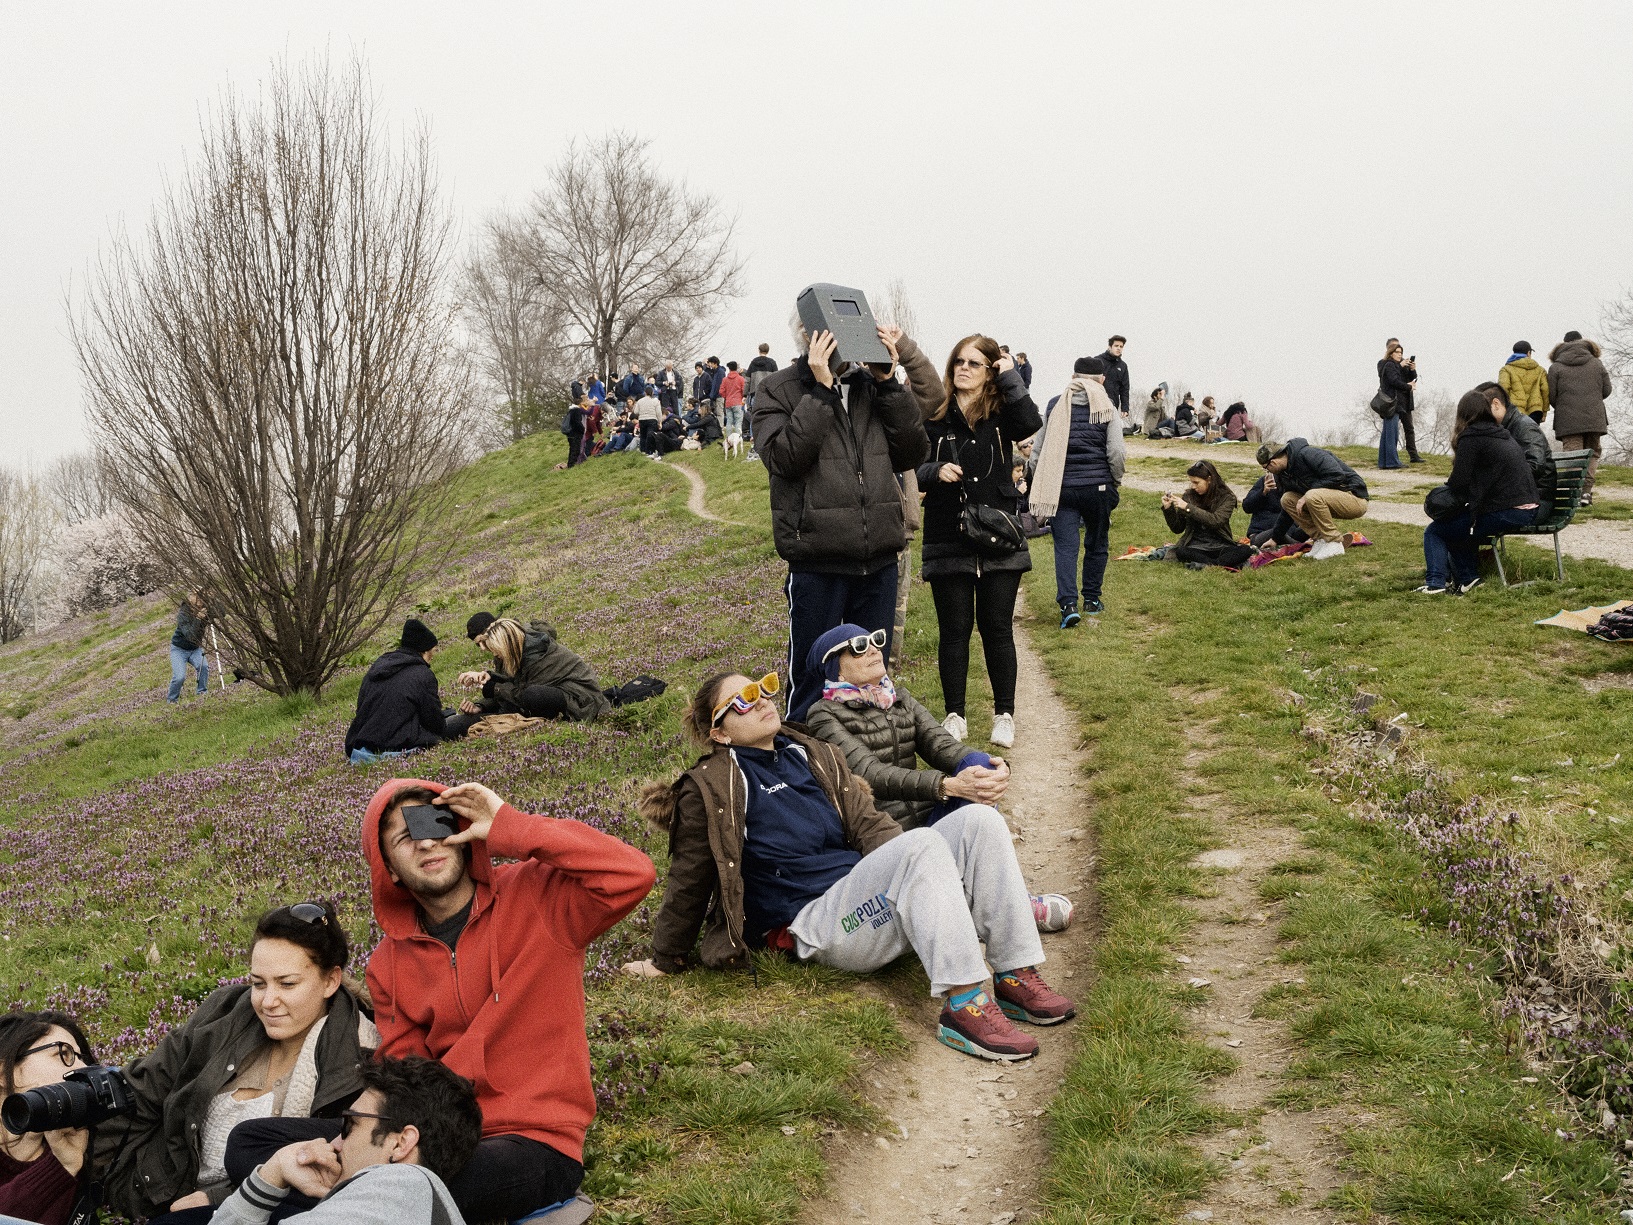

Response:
(752, 311), (929, 721)
(343, 619), (454, 763)
(1256, 439), (1370, 561)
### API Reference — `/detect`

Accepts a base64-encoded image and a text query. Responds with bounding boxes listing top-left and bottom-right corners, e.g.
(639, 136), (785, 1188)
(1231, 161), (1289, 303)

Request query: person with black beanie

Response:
(343, 619), (459, 762)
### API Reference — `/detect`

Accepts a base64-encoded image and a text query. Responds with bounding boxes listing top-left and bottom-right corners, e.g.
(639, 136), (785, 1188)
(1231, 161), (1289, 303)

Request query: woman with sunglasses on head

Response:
(917, 336), (1042, 750)
(91, 902), (379, 1224)
(624, 670), (1075, 1063)
(0, 1012), (98, 1225)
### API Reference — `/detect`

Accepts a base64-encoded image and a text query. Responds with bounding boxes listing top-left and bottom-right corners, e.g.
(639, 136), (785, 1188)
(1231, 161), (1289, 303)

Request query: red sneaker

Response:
(994, 967), (1076, 1025)
(937, 994), (1039, 1062)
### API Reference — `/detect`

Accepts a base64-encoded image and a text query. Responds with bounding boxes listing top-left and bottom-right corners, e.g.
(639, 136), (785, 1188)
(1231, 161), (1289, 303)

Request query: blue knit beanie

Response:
(807, 622), (872, 683)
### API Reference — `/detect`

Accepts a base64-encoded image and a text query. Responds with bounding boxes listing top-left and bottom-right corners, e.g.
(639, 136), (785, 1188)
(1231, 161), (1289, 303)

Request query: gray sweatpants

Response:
(788, 804), (1044, 997)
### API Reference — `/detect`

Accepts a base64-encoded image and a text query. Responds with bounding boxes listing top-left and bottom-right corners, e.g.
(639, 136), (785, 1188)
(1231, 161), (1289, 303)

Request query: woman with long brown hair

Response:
(1161, 460), (1254, 569)
(915, 335), (1042, 749)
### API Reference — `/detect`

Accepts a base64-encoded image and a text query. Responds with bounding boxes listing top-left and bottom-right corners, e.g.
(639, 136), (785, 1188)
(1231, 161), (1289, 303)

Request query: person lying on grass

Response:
(623, 670), (1075, 1063)
(228, 779), (656, 1223)
(1160, 460), (1256, 570)
(801, 623), (1072, 933)
(213, 1056), (479, 1225)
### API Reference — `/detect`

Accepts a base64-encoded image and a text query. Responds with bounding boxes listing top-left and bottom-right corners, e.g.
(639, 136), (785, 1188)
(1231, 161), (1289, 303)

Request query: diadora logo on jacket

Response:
(840, 892), (893, 934)
(759, 781), (789, 795)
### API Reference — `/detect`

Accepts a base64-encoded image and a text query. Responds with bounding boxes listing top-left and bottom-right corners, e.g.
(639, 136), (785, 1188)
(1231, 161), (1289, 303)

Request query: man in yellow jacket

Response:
(1498, 341), (1550, 423)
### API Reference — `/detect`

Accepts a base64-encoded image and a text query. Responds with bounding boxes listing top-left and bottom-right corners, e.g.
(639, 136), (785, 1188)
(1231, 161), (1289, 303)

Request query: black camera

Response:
(2, 1065), (134, 1132)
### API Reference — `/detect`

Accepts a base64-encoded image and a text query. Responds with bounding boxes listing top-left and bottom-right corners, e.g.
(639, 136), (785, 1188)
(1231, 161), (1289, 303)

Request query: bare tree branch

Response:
(73, 55), (469, 697)
(0, 469), (57, 642)
(504, 131), (744, 376)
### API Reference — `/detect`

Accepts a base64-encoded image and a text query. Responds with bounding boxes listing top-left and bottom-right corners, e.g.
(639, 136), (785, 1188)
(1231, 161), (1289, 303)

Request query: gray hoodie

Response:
(212, 1161), (466, 1225)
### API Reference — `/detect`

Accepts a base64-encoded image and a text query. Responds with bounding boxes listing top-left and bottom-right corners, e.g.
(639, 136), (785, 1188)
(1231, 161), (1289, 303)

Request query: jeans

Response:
(789, 804), (1044, 996)
(168, 644), (208, 701)
(1423, 505), (1540, 587)
(785, 564), (899, 721)
(722, 405), (744, 437)
(1049, 485), (1120, 606)
(638, 419), (658, 453)
(928, 570), (1022, 715)
(1378, 414), (1401, 468)
(227, 1118), (582, 1222)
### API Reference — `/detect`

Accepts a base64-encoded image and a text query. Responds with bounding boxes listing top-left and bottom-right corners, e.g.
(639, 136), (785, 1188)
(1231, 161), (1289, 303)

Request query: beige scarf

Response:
(1029, 377), (1115, 519)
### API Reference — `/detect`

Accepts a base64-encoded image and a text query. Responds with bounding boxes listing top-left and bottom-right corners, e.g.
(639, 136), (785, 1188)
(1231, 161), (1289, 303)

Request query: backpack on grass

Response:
(602, 675), (667, 707)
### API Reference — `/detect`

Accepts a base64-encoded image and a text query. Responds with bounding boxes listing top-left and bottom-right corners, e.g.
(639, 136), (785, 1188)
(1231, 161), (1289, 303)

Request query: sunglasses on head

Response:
(712, 673), (780, 726)
(289, 902), (329, 925)
(821, 629), (887, 663)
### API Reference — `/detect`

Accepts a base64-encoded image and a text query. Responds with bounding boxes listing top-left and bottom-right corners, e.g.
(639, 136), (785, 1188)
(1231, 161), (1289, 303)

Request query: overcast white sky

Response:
(4, 1), (1631, 465)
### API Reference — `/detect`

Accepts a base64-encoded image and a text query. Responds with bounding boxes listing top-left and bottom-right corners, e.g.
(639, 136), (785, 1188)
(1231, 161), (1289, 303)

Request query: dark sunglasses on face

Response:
(822, 629), (887, 663)
(20, 1041), (82, 1069)
(951, 358), (990, 370)
(340, 1109), (397, 1140)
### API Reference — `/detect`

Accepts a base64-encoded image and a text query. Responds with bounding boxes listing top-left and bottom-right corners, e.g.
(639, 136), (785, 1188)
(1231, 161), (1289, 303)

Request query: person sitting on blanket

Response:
(802, 624), (1072, 931)
(453, 616), (611, 726)
(1160, 460), (1257, 570)
(621, 669), (1076, 1063)
(344, 620), (463, 763)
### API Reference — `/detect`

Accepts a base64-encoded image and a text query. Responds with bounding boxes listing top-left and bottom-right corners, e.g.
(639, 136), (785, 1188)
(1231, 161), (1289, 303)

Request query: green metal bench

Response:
(1491, 448), (1593, 586)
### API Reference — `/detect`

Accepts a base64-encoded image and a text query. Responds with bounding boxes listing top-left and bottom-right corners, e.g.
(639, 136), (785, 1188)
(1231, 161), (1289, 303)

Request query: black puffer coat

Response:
(804, 689), (972, 829)
(93, 985), (372, 1219)
(1448, 421), (1539, 515)
(916, 370), (1043, 580)
(751, 357), (930, 575)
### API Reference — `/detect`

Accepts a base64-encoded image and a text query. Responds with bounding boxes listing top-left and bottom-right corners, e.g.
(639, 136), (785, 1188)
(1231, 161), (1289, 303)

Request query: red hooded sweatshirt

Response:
(362, 779), (656, 1163)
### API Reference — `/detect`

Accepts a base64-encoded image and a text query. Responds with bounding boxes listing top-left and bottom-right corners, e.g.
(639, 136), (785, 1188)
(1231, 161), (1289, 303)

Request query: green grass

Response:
(1025, 489), (1626, 1221)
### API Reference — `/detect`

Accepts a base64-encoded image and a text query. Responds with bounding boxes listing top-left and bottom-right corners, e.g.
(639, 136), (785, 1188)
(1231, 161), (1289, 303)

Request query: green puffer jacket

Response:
(804, 689), (972, 829)
(92, 984), (373, 1219)
(485, 620), (611, 721)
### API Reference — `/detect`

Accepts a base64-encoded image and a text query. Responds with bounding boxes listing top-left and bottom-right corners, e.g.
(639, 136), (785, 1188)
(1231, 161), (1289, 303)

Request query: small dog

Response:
(723, 431), (743, 459)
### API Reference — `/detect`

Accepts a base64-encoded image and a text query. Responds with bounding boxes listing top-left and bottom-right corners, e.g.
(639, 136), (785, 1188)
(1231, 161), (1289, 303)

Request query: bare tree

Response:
(1599, 290), (1633, 462)
(877, 277), (921, 344)
(45, 451), (116, 526)
(74, 57), (469, 698)
(506, 131), (744, 376)
(461, 219), (575, 443)
(0, 469), (57, 642)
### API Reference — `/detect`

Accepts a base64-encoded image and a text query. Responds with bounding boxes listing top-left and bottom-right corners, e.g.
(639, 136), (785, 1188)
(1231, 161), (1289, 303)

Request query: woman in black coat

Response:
(1416, 388), (1541, 595)
(915, 335), (1042, 750)
(1377, 341), (1421, 468)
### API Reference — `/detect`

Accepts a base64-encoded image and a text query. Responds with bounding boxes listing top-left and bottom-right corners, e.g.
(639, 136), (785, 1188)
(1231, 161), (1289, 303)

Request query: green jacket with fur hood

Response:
(484, 619), (610, 721)
(639, 727), (901, 972)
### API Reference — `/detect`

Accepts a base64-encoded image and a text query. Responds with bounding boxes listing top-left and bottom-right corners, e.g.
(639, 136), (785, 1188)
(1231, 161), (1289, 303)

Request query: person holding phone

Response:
(1377, 340), (1423, 467)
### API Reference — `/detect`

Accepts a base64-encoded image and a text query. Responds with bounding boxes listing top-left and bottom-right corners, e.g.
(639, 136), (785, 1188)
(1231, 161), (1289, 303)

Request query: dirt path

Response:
(804, 604), (1097, 1225)
(663, 458), (738, 524)
(1170, 721), (1353, 1222)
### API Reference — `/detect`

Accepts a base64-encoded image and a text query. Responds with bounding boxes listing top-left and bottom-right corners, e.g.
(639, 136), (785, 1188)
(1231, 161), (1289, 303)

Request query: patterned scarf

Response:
(821, 675), (897, 710)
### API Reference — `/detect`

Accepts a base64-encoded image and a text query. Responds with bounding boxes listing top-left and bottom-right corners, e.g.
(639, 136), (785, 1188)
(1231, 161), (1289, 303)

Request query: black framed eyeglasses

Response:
(290, 903), (329, 925)
(21, 1041), (82, 1069)
(822, 629), (887, 663)
(339, 1109), (397, 1140)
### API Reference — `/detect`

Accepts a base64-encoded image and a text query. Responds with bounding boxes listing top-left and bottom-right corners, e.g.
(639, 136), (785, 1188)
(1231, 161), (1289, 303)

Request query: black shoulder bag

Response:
(943, 426), (1026, 558)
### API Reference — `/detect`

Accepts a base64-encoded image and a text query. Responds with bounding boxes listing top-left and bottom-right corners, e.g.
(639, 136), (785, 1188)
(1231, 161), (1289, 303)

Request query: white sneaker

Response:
(990, 713), (1015, 748)
(1309, 539), (1346, 561)
(1031, 893), (1074, 932)
(943, 712), (967, 741)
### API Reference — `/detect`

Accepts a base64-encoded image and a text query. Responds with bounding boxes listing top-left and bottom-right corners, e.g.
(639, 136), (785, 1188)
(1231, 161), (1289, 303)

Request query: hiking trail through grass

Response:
(803, 594), (1098, 1225)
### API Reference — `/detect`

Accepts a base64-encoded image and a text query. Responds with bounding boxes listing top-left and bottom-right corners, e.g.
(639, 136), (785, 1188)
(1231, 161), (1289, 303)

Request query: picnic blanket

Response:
(1536, 601), (1633, 636)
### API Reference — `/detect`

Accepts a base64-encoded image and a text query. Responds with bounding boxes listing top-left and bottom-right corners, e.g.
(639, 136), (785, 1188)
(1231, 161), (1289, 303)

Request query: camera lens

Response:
(3, 1079), (89, 1132)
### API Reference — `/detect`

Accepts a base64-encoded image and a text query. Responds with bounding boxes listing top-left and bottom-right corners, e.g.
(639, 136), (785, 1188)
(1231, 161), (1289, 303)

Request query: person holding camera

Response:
(0, 1012), (99, 1225)
(1161, 460), (1255, 569)
(212, 1057), (479, 1225)
(915, 335), (1041, 750)
(85, 903), (378, 1224)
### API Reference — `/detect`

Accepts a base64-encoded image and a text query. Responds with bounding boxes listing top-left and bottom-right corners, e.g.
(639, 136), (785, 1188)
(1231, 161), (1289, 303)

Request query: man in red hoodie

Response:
(223, 778), (656, 1222)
